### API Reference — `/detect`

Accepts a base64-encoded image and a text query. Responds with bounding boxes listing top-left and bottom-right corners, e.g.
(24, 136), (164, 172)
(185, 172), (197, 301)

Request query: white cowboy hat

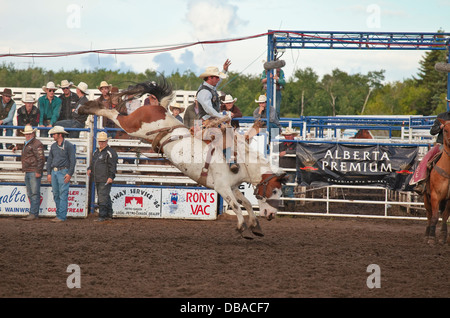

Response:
(21, 125), (37, 135)
(21, 96), (36, 104)
(48, 126), (69, 135)
(97, 81), (112, 90)
(222, 94), (237, 104)
(169, 103), (185, 113)
(42, 81), (58, 92)
(281, 127), (299, 136)
(72, 82), (89, 94)
(58, 80), (73, 88)
(255, 95), (267, 103)
(199, 66), (227, 79)
(97, 132), (109, 142)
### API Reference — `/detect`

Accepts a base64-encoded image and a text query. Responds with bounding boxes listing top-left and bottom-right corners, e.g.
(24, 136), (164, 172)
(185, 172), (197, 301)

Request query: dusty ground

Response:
(0, 212), (448, 301)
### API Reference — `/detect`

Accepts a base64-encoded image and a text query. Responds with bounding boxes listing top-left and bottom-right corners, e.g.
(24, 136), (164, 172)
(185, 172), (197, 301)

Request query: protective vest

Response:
(196, 84), (220, 119)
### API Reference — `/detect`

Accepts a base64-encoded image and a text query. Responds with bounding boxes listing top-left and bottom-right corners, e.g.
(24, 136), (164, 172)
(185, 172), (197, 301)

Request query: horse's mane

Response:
(116, 77), (174, 109)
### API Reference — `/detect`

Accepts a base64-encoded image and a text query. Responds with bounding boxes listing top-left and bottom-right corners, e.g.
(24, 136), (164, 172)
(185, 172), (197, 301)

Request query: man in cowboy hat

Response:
(0, 88), (17, 154)
(57, 80), (79, 122)
(220, 94), (242, 128)
(277, 127), (300, 211)
(15, 125), (46, 220)
(54, 82), (89, 138)
(96, 81), (115, 137)
(253, 94), (281, 131)
(169, 103), (185, 123)
(46, 126), (76, 222)
(87, 131), (118, 222)
(17, 96), (40, 129)
(38, 81), (62, 137)
(196, 59), (231, 120)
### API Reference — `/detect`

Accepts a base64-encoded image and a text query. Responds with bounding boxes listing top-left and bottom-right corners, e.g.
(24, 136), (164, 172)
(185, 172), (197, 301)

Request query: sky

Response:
(1, 0), (450, 84)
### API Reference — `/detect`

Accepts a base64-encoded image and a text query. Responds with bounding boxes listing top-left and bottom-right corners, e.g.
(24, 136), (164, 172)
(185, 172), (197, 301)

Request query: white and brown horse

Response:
(79, 80), (286, 239)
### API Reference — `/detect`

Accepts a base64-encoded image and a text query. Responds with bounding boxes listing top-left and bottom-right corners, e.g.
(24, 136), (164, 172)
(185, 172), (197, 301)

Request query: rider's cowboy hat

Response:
(255, 95), (267, 103)
(97, 132), (109, 142)
(72, 82), (89, 94)
(58, 80), (73, 88)
(48, 126), (69, 135)
(0, 88), (14, 97)
(169, 103), (185, 113)
(21, 124), (37, 135)
(97, 81), (112, 90)
(21, 96), (36, 104)
(222, 94), (237, 104)
(42, 82), (58, 92)
(281, 127), (299, 136)
(199, 66), (227, 79)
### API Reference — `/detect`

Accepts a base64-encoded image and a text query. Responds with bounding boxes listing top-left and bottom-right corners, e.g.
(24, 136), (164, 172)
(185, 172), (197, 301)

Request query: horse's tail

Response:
(78, 100), (120, 121)
(116, 77), (174, 109)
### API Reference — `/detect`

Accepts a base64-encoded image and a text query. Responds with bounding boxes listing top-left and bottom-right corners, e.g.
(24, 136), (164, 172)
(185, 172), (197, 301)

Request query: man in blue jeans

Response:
(46, 126), (76, 222)
(87, 132), (118, 221)
(15, 125), (46, 220)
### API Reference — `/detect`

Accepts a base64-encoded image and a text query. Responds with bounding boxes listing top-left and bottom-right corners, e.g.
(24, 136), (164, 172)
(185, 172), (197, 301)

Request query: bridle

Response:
(253, 174), (281, 209)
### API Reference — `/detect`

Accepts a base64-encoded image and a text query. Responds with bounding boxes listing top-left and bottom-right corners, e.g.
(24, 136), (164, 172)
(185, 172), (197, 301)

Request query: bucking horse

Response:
(79, 79), (286, 239)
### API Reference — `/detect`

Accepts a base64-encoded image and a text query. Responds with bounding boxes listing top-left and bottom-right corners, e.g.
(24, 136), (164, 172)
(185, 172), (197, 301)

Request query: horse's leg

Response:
(423, 194), (432, 242)
(221, 189), (253, 239)
(439, 202), (449, 244)
(232, 188), (264, 237)
(427, 194), (441, 245)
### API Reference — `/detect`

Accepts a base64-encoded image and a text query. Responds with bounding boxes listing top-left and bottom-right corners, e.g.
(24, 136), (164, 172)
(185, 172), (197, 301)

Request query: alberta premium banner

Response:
(296, 143), (419, 190)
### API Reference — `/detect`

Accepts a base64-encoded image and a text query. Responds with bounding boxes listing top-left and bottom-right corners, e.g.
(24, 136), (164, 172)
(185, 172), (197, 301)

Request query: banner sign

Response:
(296, 143), (418, 190)
(111, 186), (217, 220)
(0, 185), (87, 218)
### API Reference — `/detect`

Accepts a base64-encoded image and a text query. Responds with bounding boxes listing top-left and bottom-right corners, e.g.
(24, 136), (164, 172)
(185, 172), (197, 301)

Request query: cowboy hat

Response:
(58, 80), (73, 88)
(72, 82), (89, 94)
(21, 96), (36, 104)
(97, 81), (112, 90)
(255, 95), (267, 103)
(21, 124), (37, 135)
(199, 66), (227, 79)
(0, 88), (14, 97)
(42, 82), (58, 92)
(48, 126), (69, 135)
(97, 132), (109, 142)
(169, 103), (185, 113)
(281, 127), (299, 136)
(222, 94), (237, 104)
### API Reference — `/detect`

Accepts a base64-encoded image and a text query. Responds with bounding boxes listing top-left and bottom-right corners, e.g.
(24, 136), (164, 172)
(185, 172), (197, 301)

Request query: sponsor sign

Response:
(0, 185), (87, 217)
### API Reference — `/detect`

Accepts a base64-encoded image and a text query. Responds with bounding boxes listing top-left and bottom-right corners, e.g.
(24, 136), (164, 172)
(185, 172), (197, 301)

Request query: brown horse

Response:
(423, 118), (450, 245)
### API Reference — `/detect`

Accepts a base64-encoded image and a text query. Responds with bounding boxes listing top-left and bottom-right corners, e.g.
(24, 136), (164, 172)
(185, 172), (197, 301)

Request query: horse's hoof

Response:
(250, 221), (264, 237)
(427, 237), (436, 246)
(237, 224), (253, 240)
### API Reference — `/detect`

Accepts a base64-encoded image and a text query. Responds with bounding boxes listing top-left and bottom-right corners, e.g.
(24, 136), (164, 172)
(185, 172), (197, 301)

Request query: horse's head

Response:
(439, 119), (450, 146)
(254, 172), (287, 220)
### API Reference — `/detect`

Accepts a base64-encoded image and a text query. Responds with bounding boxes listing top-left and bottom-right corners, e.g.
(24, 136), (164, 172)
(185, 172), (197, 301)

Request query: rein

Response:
(253, 174), (280, 209)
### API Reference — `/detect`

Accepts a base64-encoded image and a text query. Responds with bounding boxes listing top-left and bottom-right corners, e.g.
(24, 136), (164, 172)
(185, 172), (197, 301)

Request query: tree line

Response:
(0, 49), (447, 117)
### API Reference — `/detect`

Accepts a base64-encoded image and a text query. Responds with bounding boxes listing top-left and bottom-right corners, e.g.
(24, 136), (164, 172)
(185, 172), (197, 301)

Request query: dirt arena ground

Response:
(0, 212), (448, 301)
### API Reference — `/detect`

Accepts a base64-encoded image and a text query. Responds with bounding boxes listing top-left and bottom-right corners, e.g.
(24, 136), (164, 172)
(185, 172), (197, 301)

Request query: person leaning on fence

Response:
(253, 94), (282, 132)
(14, 125), (46, 221)
(46, 126), (76, 222)
(410, 109), (450, 194)
(278, 127), (299, 211)
(17, 96), (40, 131)
(220, 94), (242, 129)
(87, 132), (118, 222)
(54, 82), (89, 138)
(169, 103), (184, 123)
(96, 81), (116, 137)
(38, 82), (62, 137)
(0, 88), (17, 153)
(57, 80), (79, 121)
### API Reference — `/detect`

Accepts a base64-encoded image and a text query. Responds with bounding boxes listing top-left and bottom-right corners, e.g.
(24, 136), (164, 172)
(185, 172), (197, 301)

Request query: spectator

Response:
(15, 125), (45, 221)
(220, 94), (242, 128)
(54, 82), (89, 138)
(253, 94), (281, 132)
(0, 88), (17, 140)
(88, 132), (118, 222)
(261, 67), (285, 119)
(96, 81), (115, 137)
(57, 80), (78, 121)
(46, 126), (76, 222)
(17, 96), (40, 130)
(169, 103), (184, 123)
(38, 82), (62, 137)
